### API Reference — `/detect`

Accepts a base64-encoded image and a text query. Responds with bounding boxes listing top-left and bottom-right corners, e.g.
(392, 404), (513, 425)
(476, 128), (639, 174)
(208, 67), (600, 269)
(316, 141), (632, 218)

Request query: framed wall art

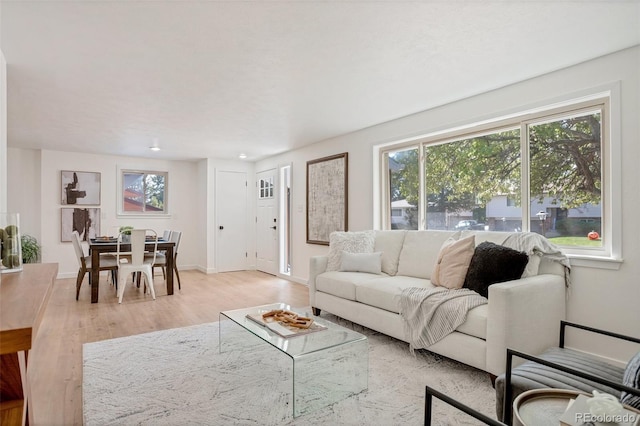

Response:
(61, 170), (101, 205)
(61, 207), (101, 242)
(306, 152), (348, 245)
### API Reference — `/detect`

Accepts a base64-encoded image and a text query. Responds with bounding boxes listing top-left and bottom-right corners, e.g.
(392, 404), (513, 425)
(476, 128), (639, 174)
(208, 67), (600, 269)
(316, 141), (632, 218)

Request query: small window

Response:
(259, 177), (274, 199)
(120, 170), (168, 215)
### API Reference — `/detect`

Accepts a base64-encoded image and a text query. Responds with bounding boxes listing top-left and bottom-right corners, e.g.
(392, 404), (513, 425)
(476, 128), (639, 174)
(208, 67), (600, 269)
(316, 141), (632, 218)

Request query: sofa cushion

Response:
(455, 304), (488, 340)
(397, 230), (456, 279)
(315, 271), (381, 301)
(461, 230), (509, 246)
(620, 351), (640, 408)
(340, 251), (382, 274)
(463, 242), (529, 298)
(374, 230), (407, 276)
(432, 235), (475, 289)
(327, 231), (375, 271)
(355, 275), (434, 313)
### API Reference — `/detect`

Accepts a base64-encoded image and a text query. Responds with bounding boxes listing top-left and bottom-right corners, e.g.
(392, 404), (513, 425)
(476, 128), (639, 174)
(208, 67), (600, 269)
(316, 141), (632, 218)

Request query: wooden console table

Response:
(0, 263), (57, 425)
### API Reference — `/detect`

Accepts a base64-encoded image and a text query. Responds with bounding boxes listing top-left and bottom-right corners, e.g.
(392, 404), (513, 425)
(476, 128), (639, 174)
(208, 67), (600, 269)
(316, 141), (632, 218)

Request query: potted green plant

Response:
(21, 234), (41, 264)
(119, 226), (134, 243)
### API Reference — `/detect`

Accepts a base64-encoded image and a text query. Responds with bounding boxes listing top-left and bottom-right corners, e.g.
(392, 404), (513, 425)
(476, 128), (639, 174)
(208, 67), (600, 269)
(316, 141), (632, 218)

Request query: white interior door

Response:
(256, 169), (277, 275)
(216, 170), (247, 272)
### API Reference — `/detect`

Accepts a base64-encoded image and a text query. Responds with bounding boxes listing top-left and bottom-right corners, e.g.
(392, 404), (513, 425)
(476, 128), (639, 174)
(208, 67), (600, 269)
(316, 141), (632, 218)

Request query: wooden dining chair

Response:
(116, 229), (158, 303)
(149, 230), (182, 289)
(71, 231), (118, 301)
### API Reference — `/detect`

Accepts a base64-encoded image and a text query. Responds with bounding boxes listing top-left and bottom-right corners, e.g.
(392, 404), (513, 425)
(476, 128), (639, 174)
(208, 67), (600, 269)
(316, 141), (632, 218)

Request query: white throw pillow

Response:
(326, 231), (375, 271)
(431, 235), (475, 289)
(339, 251), (382, 274)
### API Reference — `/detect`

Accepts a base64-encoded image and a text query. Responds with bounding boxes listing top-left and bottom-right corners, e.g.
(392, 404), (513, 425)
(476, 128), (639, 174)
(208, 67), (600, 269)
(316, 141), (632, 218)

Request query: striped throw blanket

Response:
(399, 286), (488, 350)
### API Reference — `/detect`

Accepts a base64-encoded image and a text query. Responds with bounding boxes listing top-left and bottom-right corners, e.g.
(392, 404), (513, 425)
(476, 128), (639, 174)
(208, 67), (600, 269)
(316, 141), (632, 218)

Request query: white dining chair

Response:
(116, 229), (159, 303)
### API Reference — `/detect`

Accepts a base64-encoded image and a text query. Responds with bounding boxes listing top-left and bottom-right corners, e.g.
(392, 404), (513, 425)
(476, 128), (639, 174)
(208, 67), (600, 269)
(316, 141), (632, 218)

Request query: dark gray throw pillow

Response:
(620, 351), (640, 409)
(463, 241), (528, 298)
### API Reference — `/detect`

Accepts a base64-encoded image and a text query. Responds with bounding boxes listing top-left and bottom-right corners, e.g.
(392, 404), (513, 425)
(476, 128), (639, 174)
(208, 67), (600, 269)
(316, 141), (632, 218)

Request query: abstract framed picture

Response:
(306, 152), (348, 245)
(61, 170), (101, 205)
(61, 208), (100, 242)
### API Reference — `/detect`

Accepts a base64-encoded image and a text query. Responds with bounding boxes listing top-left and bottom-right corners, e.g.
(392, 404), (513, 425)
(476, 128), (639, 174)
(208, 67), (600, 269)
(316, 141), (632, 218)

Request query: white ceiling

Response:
(2, 1), (639, 162)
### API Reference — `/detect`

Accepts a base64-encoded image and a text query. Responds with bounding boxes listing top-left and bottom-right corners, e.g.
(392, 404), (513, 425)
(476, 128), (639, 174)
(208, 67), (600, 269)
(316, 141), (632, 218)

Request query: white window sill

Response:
(116, 213), (172, 219)
(567, 254), (623, 270)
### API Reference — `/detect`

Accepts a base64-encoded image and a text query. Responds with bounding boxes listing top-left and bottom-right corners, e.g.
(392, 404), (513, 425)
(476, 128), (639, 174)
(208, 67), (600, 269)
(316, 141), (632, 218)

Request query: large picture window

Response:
(119, 169), (168, 215)
(380, 96), (610, 258)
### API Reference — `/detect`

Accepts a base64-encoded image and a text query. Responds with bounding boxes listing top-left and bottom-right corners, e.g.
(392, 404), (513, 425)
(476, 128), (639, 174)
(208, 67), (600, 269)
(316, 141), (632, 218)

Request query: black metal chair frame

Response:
(502, 320), (640, 424)
(425, 385), (506, 425)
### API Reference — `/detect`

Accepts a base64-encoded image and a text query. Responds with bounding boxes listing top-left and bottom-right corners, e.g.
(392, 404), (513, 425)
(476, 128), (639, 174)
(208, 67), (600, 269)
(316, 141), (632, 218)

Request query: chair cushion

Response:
(620, 351), (640, 409)
(494, 347), (626, 421)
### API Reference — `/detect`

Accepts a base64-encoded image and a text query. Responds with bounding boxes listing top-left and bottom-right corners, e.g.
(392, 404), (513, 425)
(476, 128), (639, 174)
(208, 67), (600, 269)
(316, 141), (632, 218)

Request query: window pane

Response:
(123, 173), (144, 212)
(388, 148), (419, 229)
(144, 174), (165, 211)
(424, 129), (522, 232)
(122, 171), (167, 214)
(529, 111), (602, 247)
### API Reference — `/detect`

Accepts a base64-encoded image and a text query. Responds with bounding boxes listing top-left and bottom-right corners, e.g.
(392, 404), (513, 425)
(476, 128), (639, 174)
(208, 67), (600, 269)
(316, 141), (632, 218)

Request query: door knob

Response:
(219, 226), (224, 230)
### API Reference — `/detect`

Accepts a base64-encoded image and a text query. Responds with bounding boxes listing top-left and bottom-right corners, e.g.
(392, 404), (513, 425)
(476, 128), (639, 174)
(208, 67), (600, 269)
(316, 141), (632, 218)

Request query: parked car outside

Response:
(454, 220), (486, 230)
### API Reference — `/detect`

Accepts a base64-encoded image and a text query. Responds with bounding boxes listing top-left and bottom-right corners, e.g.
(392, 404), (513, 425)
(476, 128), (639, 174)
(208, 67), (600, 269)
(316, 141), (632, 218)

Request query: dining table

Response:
(88, 238), (176, 303)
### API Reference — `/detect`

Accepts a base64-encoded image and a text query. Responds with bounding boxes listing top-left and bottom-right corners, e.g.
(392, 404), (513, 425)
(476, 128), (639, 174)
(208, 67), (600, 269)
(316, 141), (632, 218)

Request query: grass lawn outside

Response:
(548, 236), (602, 247)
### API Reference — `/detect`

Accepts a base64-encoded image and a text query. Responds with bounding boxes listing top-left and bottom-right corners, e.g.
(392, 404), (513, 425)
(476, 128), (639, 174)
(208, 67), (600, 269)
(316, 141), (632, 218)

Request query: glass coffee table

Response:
(219, 303), (368, 417)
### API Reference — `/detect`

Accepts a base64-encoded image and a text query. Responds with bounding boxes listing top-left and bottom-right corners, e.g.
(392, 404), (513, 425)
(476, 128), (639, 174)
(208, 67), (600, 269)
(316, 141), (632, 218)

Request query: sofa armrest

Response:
(485, 274), (566, 375)
(309, 256), (328, 306)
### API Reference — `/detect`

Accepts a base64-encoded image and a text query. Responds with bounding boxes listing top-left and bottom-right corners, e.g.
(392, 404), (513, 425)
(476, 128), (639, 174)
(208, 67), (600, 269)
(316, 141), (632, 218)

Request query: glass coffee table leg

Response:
(293, 338), (368, 417)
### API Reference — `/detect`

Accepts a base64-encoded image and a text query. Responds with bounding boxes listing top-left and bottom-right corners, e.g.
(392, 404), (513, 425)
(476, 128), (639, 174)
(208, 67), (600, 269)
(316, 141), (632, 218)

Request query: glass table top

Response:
(220, 302), (367, 358)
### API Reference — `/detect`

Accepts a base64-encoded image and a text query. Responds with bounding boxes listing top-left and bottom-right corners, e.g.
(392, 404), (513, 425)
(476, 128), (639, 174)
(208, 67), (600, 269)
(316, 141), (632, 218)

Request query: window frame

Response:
(375, 87), (622, 268)
(117, 167), (170, 217)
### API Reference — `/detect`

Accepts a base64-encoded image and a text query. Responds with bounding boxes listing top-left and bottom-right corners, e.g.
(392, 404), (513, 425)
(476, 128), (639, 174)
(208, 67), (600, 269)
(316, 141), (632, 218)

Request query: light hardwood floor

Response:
(28, 269), (310, 425)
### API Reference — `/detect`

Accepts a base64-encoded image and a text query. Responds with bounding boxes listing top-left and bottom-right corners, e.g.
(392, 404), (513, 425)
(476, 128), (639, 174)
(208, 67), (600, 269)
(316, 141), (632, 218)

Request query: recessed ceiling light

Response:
(239, 153), (247, 159)
(150, 146), (160, 151)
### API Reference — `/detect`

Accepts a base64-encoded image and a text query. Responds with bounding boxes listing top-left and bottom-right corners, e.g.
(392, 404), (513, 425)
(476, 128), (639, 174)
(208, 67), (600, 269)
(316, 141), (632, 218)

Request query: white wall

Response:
(7, 148), (41, 239)
(0, 4), (6, 213)
(8, 149), (201, 278)
(0, 49), (6, 213)
(256, 46), (640, 363)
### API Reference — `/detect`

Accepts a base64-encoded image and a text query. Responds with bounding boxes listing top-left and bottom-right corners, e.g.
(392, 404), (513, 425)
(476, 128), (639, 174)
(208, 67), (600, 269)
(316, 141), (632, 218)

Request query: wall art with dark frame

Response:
(61, 170), (101, 205)
(61, 207), (101, 242)
(306, 152), (348, 245)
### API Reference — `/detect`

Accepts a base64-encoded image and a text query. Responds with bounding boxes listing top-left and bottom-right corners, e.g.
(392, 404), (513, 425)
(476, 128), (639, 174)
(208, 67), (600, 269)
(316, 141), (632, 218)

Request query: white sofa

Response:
(308, 230), (567, 376)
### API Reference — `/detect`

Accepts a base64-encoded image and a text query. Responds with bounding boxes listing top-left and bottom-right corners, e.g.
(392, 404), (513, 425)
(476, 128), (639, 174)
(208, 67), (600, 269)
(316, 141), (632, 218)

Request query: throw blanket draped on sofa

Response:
(502, 233), (571, 288)
(399, 287), (488, 350)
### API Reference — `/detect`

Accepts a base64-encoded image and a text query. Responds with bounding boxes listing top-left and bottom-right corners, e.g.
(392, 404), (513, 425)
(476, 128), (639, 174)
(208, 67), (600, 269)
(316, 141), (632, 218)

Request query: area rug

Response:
(83, 314), (497, 425)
